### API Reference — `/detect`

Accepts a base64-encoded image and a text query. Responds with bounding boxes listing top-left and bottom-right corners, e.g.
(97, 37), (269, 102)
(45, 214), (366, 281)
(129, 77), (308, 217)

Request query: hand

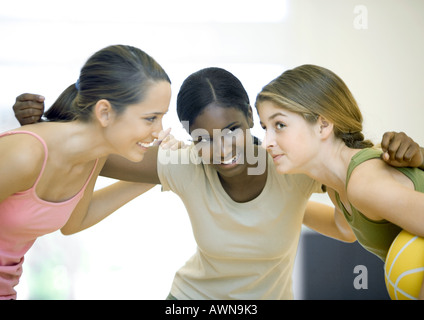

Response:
(380, 131), (424, 168)
(13, 93), (45, 125)
(155, 128), (186, 150)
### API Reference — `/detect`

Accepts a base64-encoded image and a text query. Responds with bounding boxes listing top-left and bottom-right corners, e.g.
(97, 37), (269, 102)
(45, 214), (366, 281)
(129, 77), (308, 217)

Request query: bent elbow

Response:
(60, 226), (76, 236)
(343, 236), (357, 244)
(339, 232), (357, 243)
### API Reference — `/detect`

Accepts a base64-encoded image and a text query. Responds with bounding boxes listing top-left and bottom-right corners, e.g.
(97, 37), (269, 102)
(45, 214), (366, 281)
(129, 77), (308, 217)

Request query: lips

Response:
(271, 153), (284, 161)
(220, 153), (240, 165)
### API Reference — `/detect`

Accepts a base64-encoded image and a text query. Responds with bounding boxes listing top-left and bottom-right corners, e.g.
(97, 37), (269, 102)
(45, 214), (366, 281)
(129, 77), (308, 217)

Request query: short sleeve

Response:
(157, 146), (198, 193)
(292, 174), (324, 198)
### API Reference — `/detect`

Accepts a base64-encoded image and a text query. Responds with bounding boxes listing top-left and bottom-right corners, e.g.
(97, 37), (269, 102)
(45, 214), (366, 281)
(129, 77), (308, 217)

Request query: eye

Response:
(192, 136), (212, 144)
(224, 126), (241, 137)
(275, 122), (286, 130)
(144, 116), (157, 123)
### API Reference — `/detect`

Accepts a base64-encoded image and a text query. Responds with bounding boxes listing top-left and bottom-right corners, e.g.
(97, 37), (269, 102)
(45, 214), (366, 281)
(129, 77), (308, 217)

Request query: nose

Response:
(220, 136), (233, 158)
(210, 133), (234, 162)
(151, 121), (164, 140)
(262, 129), (275, 150)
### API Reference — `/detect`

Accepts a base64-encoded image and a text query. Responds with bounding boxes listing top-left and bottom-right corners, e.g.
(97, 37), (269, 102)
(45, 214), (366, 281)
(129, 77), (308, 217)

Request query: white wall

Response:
(1, 0), (423, 299)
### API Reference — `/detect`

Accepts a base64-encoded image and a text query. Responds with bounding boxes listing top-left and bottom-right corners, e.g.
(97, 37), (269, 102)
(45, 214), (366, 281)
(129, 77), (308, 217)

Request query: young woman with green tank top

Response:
(256, 64), (424, 299)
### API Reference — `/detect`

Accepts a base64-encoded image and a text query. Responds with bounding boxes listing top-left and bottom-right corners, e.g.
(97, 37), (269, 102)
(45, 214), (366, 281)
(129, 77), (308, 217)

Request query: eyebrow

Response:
(223, 121), (239, 130)
(141, 111), (167, 116)
(260, 112), (288, 127)
(268, 112), (288, 120)
(190, 122), (240, 139)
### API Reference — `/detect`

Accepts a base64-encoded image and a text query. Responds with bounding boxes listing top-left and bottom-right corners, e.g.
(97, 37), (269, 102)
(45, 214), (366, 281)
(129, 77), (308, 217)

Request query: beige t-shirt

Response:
(157, 146), (322, 299)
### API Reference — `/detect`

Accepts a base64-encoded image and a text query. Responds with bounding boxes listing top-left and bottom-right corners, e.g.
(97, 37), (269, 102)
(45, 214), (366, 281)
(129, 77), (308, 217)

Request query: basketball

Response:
(384, 230), (424, 300)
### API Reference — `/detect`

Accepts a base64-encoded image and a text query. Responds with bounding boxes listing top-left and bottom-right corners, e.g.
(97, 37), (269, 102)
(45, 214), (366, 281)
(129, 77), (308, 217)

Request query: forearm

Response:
(62, 181), (156, 234)
(101, 148), (160, 184)
(303, 201), (356, 243)
(83, 181), (156, 229)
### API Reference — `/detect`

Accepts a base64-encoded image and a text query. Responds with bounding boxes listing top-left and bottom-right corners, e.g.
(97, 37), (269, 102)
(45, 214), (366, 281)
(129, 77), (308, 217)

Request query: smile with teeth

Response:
(137, 140), (156, 148)
(221, 153), (240, 165)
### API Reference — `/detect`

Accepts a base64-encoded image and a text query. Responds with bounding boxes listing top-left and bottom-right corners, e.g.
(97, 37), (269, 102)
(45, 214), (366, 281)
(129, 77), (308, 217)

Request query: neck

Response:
(43, 121), (111, 165)
(302, 140), (359, 195)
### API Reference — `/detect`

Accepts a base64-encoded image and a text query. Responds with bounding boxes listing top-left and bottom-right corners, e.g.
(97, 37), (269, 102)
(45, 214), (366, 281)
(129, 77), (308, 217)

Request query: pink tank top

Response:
(0, 131), (98, 299)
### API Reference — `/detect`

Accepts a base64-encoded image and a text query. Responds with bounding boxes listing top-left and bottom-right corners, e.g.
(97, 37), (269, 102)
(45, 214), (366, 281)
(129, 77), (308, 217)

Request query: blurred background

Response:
(0, 0), (423, 299)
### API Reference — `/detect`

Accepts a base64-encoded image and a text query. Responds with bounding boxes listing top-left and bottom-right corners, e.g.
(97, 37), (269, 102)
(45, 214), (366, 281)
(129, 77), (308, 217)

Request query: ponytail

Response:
(44, 83), (78, 121)
(337, 131), (373, 149)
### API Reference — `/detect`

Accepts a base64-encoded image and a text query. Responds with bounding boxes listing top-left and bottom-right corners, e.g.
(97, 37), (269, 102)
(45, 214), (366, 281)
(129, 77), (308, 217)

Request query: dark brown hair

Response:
(176, 67), (251, 127)
(45, 45), (170, 122)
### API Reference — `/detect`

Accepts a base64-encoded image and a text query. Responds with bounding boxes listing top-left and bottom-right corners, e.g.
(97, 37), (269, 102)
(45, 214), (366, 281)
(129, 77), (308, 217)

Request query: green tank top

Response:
(335, 148), (424, 261)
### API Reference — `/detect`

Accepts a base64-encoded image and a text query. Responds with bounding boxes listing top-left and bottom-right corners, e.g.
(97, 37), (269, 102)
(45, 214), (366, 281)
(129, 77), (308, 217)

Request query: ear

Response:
(94, 99), (114, 127)
(317, 116), (333, 139)
(247, 105), (254, 128)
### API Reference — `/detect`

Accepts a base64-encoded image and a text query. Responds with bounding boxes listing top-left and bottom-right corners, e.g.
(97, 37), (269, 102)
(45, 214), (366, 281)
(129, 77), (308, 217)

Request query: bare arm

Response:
(98, 128), (181, 184)
(0, 134), (45, 203)
(302, 199), (356, 243)
(61, 157), (156, 235)
(100, 146), (161, 184)
(348, 159), (424, 237)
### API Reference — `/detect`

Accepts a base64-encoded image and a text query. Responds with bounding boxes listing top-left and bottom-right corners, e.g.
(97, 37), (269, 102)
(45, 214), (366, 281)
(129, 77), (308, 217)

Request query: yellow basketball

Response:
(384, 230), (424, 300)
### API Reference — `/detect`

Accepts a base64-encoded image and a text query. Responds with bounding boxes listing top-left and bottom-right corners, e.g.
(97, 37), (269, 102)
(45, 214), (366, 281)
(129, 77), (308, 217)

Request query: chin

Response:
(127, 153), (145, 163)
(213, 163), (246, 177)
(275, 164), (292, 174)
(275, 167), (287, 174)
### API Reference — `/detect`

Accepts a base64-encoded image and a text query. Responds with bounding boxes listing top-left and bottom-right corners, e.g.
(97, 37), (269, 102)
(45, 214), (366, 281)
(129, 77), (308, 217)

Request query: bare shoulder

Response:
(0, 132), (46, 190)
(348, 157), (409, 192)
(347, 157), (407, 220)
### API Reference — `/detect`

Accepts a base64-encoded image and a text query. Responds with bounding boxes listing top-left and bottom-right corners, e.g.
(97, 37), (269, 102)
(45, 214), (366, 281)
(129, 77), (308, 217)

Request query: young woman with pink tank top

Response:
(0, 45), (172, 299)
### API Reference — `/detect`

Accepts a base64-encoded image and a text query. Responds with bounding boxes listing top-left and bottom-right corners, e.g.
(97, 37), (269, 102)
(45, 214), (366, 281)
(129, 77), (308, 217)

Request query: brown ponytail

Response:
(338, 131), (373, 149)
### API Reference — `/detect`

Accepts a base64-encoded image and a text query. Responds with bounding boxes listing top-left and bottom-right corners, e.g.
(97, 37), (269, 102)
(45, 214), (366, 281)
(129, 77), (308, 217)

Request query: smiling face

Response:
(104, 81), (171, 162)
(258, 100), (320, 174)
(189, 103), (255, 178)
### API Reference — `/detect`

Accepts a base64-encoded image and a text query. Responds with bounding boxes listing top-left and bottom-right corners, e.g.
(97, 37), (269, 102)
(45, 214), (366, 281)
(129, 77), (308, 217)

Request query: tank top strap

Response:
(0, 130), (48, 188)
(80, 158), (99, 192)
(345, 148), (383, 187)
